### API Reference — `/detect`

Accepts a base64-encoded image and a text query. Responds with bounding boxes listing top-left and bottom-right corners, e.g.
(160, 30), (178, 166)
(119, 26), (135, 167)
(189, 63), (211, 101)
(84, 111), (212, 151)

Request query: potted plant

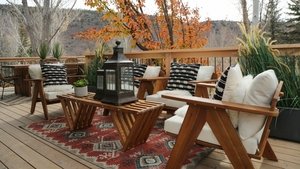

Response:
(237, 23), (300, 142)
(269, 56), (300, 142)
(52, 42), (63, 61)
(73, 79), (88, 97)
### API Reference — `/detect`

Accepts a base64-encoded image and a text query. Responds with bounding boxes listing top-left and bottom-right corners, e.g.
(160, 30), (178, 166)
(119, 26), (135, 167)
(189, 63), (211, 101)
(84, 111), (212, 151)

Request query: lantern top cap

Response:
(115, 41), (121, 47)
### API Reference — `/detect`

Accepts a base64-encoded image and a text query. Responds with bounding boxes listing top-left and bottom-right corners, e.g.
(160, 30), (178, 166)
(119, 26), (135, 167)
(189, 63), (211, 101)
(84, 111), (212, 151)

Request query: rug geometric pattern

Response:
(22, 111), (214, 169)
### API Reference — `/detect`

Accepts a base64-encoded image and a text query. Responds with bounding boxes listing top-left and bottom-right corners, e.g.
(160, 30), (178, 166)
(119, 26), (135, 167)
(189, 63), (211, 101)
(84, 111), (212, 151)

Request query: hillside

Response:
(59, 9), (106, 56)
(0, 5), (241, 57)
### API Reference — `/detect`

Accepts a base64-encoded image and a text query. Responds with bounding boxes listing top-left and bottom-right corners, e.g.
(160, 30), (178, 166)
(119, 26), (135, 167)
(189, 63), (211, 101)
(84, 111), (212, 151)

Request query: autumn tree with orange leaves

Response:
(77, 0), (211, 51)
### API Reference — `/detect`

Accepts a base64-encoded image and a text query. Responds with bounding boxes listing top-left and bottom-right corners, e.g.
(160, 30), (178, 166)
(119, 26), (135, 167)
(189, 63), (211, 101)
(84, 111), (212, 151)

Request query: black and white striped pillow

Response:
(213, 66), (230, 100)
(133, 64), (147, 87)
(41, 64), (68, 86)
(166, 62), (200, 95)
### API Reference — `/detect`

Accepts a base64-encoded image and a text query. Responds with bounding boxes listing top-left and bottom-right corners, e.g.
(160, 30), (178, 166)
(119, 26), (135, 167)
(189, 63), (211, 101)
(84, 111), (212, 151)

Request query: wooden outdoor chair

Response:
(133, 64), (164, 99)
(145, 63), (217, 114)
(0, 72), (19, 99)
(134, 70), (166, 99)
(27, 63), (73, 119)
(162, 69), (283, 169)
(64, 58), (85, 84)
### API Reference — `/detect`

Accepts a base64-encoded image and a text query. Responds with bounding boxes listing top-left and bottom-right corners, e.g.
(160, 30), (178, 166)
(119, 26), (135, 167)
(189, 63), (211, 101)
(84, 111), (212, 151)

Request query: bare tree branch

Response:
(49, 0), (78, 42)
(32, 0), (42, 12)
(6, 0), (27, 25)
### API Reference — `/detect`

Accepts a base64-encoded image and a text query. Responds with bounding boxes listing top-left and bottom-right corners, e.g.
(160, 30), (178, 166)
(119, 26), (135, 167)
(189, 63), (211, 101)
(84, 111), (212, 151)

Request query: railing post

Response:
(164, 53), (172, 76)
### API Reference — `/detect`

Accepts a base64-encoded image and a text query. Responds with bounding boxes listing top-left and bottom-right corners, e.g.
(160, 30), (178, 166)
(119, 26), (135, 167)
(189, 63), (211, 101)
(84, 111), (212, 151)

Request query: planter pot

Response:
(270, 107), (300, 143)
(74, 86), (88, 97)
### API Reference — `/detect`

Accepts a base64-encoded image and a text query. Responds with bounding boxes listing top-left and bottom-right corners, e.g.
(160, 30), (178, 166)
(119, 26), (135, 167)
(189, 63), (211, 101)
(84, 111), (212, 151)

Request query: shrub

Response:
(237, 23), (299, 108)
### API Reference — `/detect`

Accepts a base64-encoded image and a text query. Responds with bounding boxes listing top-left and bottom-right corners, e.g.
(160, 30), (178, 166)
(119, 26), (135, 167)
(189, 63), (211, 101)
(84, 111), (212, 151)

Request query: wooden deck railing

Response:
(116, 44), (300, 75)
(1, 44), (300, 76)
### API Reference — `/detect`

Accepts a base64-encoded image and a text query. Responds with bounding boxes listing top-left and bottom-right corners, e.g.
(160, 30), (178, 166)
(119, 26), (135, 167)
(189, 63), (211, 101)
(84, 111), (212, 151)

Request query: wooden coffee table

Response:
(57, 93), (164, 151)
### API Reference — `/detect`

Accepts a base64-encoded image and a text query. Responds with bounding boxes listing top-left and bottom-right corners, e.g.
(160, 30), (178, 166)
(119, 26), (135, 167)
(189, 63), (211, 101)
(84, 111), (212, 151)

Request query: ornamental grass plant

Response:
(52, 42), (63, 60)
(237, 23), (300, 108)
(37, 42), (50, 60)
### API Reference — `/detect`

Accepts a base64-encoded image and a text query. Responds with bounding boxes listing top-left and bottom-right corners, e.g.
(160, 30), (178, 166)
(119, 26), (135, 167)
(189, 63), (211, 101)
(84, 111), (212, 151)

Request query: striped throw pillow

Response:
(133, 64), (147, 87)
(213, 66), (230, 100)
(166, 62), (200, 95)
(41, 64), (68, 86)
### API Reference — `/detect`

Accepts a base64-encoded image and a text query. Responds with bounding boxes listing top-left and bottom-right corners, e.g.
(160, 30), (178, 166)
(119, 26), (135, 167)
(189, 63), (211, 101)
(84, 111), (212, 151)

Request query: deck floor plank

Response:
(0, 128), (61, 169)
(0, 107), (98, 169)
(0, 141), (34, 169)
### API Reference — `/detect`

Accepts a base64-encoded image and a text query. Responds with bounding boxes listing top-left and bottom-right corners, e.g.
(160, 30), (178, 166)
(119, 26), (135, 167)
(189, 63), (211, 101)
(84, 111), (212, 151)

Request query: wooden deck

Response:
(0, 99), (300, 169)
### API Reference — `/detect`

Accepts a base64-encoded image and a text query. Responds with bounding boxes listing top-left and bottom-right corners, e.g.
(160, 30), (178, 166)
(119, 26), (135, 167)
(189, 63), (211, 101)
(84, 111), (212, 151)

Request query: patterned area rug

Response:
(21, 111), (214, 169)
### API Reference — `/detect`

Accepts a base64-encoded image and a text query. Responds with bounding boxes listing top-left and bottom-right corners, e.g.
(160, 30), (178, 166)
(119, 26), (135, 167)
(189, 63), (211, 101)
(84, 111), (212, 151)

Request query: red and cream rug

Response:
(22, 111), (213, 169)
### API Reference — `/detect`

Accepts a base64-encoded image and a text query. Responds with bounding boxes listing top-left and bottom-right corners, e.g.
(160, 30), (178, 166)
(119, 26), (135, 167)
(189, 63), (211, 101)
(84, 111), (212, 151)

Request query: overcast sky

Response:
(0, 0), (290, 21)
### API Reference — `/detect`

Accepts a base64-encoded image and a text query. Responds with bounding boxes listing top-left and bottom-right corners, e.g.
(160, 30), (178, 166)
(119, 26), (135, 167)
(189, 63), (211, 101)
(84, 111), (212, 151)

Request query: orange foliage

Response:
(80, 0), (211, 51)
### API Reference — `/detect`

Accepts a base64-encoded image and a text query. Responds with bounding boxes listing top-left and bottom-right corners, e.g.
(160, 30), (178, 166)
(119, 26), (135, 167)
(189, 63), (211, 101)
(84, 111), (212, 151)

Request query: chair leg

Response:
(30, 85), (39, 114)
(262, 140), (278, 161)
(1, 81), (5, 100)
(38, 84), (49, 120)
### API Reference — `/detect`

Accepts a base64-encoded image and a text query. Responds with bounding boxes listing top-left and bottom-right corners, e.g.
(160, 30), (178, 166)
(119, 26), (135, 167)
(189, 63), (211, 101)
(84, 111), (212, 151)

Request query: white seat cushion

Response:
(44, 84), (73, 100)
(146, 90), (192, 108)
(164, 108), (262, 154)
(164, 115), (219, 146)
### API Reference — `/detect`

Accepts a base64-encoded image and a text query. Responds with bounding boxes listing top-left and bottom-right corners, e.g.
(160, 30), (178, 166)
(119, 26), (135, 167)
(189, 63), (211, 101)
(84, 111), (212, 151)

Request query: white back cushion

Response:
(227, 75), (253, 128)
(238, 70), (278, 140)
(143, 66), (161, 78)
(196, 66), (214, 81)
(222, 64), (243, 102)
(28, 64), (42, 79)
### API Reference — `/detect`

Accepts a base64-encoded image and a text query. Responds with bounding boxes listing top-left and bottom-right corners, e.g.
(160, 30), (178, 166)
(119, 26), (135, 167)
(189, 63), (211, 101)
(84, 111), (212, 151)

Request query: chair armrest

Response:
(196, 82), (216, 88)
(189, 79), (218, 84)
(135, 76), (169, 99)
(161, 94), (279, 117)
(135, 76), (169, 82)
(194, 82), (216, 97)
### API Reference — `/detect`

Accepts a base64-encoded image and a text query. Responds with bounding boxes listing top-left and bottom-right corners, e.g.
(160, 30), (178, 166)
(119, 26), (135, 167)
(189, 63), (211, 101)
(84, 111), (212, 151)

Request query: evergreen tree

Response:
(264, 0), (283, 42)
(285, 0), (300, 43)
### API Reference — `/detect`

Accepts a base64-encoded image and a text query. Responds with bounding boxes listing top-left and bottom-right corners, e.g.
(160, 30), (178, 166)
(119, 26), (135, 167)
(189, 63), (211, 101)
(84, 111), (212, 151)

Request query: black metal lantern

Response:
(94, 41), (137, 105)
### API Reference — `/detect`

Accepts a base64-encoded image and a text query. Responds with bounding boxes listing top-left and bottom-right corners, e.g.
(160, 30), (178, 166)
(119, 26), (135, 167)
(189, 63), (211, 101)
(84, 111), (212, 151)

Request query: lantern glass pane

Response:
(97, 75), (103, 89)
(106, 69), (116, 90)
(120, 66), (133, 91)
(97, 69), (104, 90)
